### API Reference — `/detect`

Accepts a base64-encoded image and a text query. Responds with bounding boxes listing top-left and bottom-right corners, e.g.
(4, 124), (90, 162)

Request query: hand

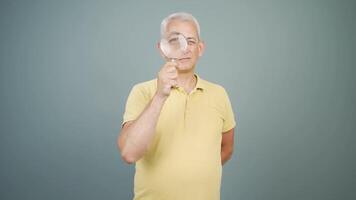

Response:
(156, 61), (178, 98)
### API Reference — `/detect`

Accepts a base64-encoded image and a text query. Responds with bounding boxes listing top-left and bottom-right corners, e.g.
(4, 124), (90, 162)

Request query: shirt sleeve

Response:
(121, 84), (150, 127)
(221, 88), (236, 133)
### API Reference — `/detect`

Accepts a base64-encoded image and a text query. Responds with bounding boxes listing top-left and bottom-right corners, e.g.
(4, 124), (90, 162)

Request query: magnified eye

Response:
(168, 37), (179, 44)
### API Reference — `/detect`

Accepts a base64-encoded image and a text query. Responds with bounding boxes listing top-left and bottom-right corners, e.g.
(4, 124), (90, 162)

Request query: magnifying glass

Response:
(159, 32), (188, 62)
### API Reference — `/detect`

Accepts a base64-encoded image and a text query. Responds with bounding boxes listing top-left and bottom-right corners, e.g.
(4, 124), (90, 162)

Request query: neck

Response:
(176, 70), (197, 93)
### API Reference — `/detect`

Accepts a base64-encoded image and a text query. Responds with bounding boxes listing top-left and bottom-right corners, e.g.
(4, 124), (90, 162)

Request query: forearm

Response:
(121, 93), (167, 163)
(221, 148), (233, 165)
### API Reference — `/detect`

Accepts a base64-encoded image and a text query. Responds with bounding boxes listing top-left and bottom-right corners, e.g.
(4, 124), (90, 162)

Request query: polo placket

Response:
(176, 87), (201, 130)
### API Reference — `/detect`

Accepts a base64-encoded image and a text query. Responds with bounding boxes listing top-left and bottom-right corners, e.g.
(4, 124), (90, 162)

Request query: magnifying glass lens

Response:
(160, 33), (187, 61)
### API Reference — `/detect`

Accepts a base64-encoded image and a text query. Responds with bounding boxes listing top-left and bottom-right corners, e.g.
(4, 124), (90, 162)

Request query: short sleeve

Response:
(121, 84), (150, 127)
(221, 88), (236, 133)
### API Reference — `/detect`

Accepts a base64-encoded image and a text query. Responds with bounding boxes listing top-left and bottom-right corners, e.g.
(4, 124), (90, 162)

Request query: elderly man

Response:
(117, 12), (236, 200)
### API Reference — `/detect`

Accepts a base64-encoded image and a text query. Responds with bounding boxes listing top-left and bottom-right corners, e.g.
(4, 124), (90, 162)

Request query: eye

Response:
(168, 37), (179, 43)
(188, 40), (196, 45)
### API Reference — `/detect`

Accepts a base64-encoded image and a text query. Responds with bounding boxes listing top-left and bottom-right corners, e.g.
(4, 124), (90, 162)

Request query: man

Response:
(117, 12), (236, 200)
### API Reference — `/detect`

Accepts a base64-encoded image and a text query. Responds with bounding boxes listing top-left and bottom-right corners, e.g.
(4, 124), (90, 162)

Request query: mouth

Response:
(178, 57), (191, 62)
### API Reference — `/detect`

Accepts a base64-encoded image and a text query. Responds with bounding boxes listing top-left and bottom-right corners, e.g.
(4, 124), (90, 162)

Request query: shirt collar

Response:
(175, 73), (206, 93)
(194, 73), (206, 91)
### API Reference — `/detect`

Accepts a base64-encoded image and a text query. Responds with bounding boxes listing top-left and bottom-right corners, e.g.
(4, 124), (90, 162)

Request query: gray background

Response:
(0, 0), (355, 199)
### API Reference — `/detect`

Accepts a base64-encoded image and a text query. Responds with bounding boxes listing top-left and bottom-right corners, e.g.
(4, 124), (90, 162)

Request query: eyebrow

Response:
(186, 37), (198, 41)
(168, 31), (181, 36)
(167, 32), (198, 41)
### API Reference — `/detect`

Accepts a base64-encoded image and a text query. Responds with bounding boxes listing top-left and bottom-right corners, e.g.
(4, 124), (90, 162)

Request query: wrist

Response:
(153, 92), (168, 103)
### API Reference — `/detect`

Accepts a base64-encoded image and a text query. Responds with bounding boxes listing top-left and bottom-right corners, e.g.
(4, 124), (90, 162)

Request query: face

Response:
(159, 20), (205, 72)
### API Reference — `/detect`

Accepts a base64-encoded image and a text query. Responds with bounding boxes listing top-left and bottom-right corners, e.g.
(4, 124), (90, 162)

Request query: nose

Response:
(182, 45), (192, 55)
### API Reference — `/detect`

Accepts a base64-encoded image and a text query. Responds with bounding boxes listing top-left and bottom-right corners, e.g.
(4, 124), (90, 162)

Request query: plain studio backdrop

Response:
(0, 0), (355, 199)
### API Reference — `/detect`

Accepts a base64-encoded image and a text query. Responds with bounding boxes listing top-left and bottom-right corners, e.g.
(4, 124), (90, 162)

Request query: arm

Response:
(221, 128), (234, 165)
(117, 61), (178, 164)
(117, 93), (167, 164)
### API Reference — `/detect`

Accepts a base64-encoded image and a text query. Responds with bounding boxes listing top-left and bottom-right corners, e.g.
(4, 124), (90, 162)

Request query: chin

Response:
(176, 64), (195, 72)
(177, 60), (196, 69)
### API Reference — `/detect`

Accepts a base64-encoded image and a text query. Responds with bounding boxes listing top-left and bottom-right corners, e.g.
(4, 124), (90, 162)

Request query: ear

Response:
(157, 42), (165, 59)
(198, 40), (205, 57)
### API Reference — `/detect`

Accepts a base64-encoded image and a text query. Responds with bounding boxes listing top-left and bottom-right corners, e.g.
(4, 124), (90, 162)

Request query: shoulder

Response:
(130, 78), (157, 99)
(133, 78), (157, 89)
(200, 78), (229, 96)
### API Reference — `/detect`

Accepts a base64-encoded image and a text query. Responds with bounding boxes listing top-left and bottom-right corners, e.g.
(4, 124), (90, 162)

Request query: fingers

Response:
(170, 79), (178, 87)
(164, 61), (178, 72)
(166, 60), (178, 67)
(156, 61), (179, 97)
(163, 61), (178, 82)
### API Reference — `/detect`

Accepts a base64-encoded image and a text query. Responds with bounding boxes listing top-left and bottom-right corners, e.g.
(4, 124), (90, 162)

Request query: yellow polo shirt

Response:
(122, 74), (236, 200)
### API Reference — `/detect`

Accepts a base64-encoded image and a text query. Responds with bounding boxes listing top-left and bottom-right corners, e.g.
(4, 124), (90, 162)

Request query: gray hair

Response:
(160, 12), (201, 39)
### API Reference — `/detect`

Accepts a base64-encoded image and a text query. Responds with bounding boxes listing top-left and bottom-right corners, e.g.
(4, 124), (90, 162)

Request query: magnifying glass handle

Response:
(170, 58), (177, 63)
(169, 58), (178, 89)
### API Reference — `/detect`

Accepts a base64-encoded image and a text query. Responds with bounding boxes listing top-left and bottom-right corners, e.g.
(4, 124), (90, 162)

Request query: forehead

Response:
(165, 20), (199, 39)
